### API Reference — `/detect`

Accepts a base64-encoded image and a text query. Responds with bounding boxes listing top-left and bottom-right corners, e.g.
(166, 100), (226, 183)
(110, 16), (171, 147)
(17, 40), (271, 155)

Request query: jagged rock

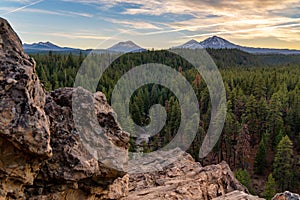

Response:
(0, 17), (130, 199)
(212, 190), (264, 200)
(123, 150), (247, 200)
(25, 87), (130, 199)
(272, 191), (300, 200)
(0, 17), (51, 199)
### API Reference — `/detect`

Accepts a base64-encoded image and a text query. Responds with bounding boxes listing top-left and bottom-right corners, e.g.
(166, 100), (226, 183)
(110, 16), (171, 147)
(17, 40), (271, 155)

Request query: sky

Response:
(1, 0), (300, 50)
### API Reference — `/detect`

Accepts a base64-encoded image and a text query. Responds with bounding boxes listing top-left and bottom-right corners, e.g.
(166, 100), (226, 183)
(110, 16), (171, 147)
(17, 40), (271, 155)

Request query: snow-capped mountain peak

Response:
(107, 41), (146, 53)
(200, 36), (238, 49)
(23, 41), (61, 50)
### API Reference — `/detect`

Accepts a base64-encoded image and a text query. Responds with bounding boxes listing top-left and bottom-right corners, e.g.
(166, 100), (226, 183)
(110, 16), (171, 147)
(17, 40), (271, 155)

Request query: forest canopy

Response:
(31, 49), (300, 195)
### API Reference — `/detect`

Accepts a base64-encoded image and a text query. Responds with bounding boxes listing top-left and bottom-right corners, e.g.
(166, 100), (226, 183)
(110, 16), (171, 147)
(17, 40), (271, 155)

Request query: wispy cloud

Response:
(185, 22), (300, 38)
(1, 6), (93, 18)
(1, 7), (67, 16)
(58, 10), (93, 18)
(2, 0), (43, 15)
(4, 0), (36, 3)
(46, 32), (109, 40)
(105, 18), (162, 30)
(63, 0), (300, 16)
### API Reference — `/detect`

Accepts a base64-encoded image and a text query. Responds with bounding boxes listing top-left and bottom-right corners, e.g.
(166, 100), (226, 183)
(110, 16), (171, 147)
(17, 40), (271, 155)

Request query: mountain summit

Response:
(200, 36), (238, 49)
(107, 41), (146, 53)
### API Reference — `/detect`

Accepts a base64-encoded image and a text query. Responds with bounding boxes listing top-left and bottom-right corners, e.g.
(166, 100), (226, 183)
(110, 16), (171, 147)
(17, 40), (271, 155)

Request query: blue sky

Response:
(1, 0), (300, 49)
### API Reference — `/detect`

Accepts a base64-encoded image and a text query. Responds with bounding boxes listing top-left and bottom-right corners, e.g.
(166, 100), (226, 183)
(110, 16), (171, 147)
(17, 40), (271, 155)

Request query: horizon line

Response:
(22, 36), (300, 51)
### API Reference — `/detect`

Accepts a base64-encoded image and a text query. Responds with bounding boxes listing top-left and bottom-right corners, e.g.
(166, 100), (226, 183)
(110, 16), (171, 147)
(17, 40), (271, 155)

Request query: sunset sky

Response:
(1, 0), (300, 49)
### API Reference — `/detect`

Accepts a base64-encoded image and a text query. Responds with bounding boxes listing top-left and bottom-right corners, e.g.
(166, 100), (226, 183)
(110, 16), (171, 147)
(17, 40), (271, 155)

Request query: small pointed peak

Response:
(186, 39), (199, 44)
(107, 40), (144, 53)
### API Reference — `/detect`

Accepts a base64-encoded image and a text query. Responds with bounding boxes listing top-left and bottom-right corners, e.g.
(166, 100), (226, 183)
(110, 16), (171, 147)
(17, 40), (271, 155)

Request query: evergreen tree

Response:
(262, 173), (277, 200)
(254, 137), (267, 175)
(273, 135), (294, 191)
(267, 93), (284, 149)
(235, 169), (251, 190)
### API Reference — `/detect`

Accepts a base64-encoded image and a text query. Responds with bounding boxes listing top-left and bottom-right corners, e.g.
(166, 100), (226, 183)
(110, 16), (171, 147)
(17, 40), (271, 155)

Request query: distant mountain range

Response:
(23, 41), (145, 54)
(23, 36), (300, 55)
(23, 42), (83, 53)
(175, 36), (300, 55)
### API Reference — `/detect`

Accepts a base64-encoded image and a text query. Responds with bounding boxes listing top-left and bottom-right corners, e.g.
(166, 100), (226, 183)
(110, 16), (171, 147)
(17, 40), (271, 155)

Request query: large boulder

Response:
(0, 17), (51, 199)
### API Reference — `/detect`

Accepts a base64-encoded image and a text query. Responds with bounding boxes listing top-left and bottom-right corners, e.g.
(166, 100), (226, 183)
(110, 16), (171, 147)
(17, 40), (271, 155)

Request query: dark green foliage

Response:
(273, 135), (294, 191)
(254, 137), (267, 175)
(235, 169), (251, 190)
(258, 54), (300, 66)
(206, 48), (263, 67)
(262, 173), (277, 200)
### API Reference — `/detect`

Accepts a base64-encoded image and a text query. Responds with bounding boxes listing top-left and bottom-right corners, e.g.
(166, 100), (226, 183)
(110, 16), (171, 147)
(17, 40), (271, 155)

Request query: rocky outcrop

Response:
(123, 150), (248, 200)
(0, 17), (130, 199)
(272, 191), (300, 200)
(0, 17), (51, 199)
(24, 88), (130, 199)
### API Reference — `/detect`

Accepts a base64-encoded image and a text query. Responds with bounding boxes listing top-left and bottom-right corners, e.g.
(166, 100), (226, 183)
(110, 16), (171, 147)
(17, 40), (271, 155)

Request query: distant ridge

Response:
(23, 41), (83, 53)
(24, 37), (300, 55)
(23, 41), (147, 54)
(107, 41), (146, 53)
(175, 36), (300, 55)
